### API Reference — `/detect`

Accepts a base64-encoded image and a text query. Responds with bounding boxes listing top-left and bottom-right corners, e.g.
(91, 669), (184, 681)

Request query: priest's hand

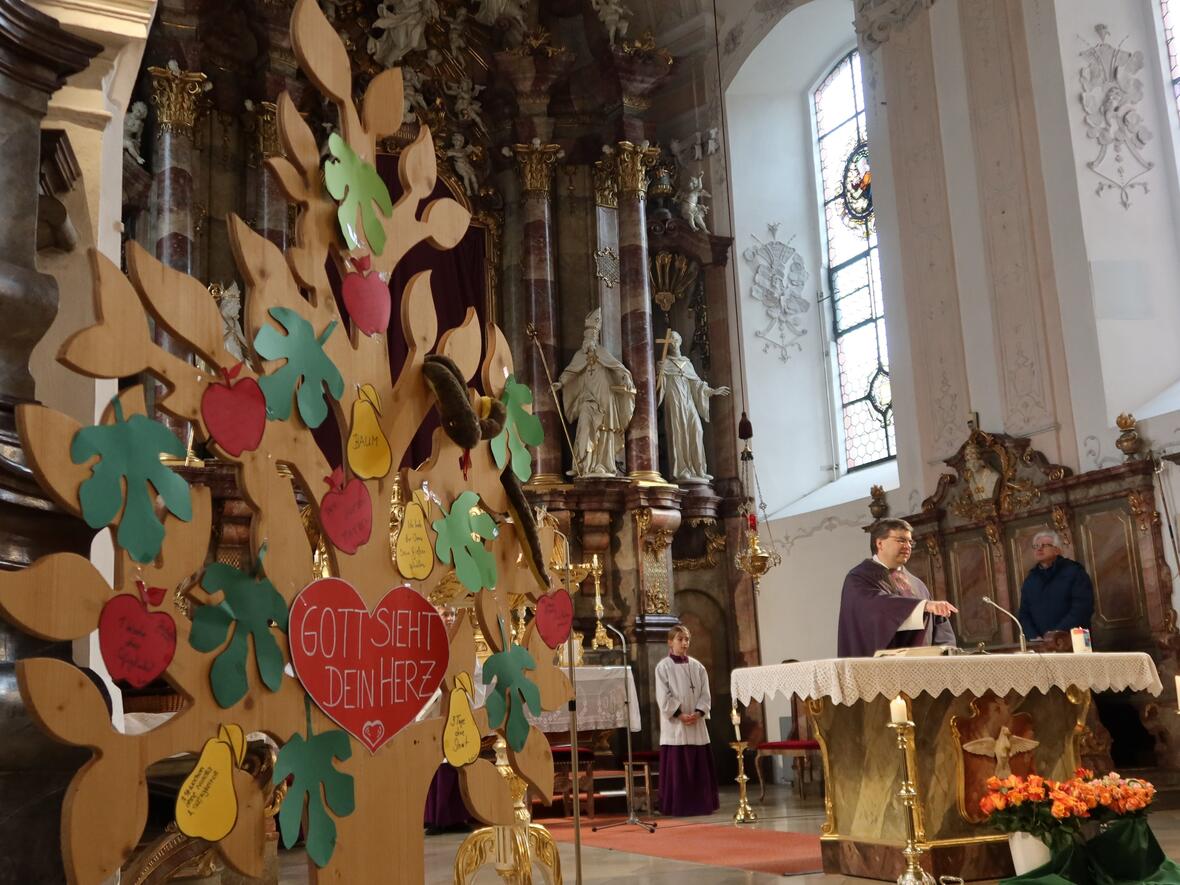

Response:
(924, 599), (958, 617)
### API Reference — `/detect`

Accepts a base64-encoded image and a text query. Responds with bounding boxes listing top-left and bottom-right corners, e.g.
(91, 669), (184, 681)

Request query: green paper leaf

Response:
(324, 133), (393, 255)
(490, 374), (544, 484)
(431, 490), (498, 593)
(253, 307), (344, 429)
(274, 723), (355, 868)
(481, 631), (541, 752)
(190, 560), (290, 708)
(70, 399), (192, 563)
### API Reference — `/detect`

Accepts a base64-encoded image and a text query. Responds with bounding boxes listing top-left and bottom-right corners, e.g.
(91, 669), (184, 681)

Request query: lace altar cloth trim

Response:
(527, 665), (641, 732)
(731, 653), (1162, 707)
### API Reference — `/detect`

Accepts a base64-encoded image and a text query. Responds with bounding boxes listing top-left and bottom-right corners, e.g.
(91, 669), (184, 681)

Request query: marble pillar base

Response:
(0, 259), (59, 400)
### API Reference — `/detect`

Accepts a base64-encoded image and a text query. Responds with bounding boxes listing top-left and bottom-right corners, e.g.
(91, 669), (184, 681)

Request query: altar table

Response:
(732, 653), (1162, 882)
(528, 665), (641, 733)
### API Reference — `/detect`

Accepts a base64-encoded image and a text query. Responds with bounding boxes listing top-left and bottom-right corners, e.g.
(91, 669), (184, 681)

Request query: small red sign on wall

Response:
(288, 579), (449, 752)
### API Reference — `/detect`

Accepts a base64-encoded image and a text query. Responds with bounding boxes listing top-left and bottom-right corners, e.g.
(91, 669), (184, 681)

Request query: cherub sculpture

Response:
(368, 0), (439, 67)
(123, 101), (149, 165)
(676, 171), (711, 233)
(591, 0), (632, 46)
(444, 76), (487, 135)
(446, 132), (482, 197)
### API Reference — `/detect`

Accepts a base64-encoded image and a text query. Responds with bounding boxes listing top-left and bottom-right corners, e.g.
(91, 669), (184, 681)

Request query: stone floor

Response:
(275, 783), (1180, 883)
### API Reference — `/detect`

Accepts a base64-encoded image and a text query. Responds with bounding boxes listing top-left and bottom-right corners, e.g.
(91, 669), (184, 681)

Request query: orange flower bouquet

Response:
(979, 773), (1091, 851)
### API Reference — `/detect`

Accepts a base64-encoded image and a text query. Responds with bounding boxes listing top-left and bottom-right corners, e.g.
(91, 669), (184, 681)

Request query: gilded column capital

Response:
(147, 62), (209, 140)
(615, 140), (660, 198)
(244, 99), (280, 167)
(593, 151), (618, 208)
(508, 140), (563, 197)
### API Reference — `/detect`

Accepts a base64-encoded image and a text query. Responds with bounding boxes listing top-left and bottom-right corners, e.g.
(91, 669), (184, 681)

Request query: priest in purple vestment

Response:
(837, 518), (958, 657)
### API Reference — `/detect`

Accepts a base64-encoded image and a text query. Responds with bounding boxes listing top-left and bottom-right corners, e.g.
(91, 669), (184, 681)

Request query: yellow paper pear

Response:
(347, 384), (392, 479)
(176, 729), (241, 841)
(443, 672), (480, 767)
(396, 497), (434, 579)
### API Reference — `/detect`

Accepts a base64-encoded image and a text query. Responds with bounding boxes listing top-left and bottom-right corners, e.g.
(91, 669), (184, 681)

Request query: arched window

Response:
(812, 49), (894, 471)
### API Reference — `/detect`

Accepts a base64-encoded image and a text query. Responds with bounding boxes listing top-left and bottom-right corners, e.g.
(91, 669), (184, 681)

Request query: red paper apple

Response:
(536, 589), (574, 649)
(320, 466), (372, 554)
(99, 580), (177, 688)
(342, 260), (391, 336)
(201, 362), (266, 456)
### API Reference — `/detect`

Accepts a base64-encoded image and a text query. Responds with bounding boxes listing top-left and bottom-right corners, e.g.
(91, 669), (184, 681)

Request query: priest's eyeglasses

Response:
(884, 535), (914, 547)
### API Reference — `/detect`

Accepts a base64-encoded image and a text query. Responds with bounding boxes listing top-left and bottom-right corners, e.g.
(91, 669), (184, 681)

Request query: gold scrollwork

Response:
(1066, 684), (1093, 773)
(1052, 503), (1074, 547)
(673, 528), (728, 571)
(506, 28), (569, 59)
(147, 64), (209, 140)
(805, 697), (837, 837)
(615, 140), (661, 196)
(244, 100), (280, 167)
(620, 32), (673, 66)
(642, 553), (671, 614)
(649, 251), (699, 314)
(633, 507), (653, 537)
(1127, 491), (1160, 533)
(511, 142), (563, 196)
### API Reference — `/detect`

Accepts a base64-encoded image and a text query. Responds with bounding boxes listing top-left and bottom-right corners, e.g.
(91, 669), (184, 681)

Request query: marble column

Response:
(615, 140), (661, 481)
(148, 62), (206, 434)
(592, 150), (622, 358)
(511, 141), (564, 484)
(0, 4), (100, 882)
(246, 100), (288, 249)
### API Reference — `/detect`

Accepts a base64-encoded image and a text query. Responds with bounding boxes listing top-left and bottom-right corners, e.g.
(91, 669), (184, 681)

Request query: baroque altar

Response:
(732, 654), (1162, 881)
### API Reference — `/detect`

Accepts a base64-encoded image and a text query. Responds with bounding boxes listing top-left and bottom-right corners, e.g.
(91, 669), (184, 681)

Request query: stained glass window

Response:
(1161, 1), (1180, 117)
(813, 50), (894, 470)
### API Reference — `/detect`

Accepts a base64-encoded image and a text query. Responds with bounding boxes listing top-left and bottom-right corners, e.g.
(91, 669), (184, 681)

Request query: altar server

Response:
(655, 624), (719, 816)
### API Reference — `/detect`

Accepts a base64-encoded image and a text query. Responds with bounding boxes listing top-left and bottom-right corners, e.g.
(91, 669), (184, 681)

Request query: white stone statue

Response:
(401, 66), (429, 123)
(591, 0), (632, 46)
(368, 0), (439, 68)
(553, 308), (636, 478)
(446, 132), (481, 196)
(676, 171), (711, 232)
(705, 127), (720, 156)
(447, 8), (469, 58)
(444, 76), (487, 135)
(691, 130), (703, 161)
(474, 0), (526, 32)
(216, 282), (249, 361)
(656, 331), (729, 482)
(669, 138), (683, 164)
(123, 101), (149, 165)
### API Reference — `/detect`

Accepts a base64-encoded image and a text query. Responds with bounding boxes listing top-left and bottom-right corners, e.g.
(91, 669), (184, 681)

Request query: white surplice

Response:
(654, 655), (711, 746)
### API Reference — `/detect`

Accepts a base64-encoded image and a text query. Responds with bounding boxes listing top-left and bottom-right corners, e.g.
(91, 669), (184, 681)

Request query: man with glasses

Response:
(1016, 531), (1093, 640)
(837, 518), (958, 657)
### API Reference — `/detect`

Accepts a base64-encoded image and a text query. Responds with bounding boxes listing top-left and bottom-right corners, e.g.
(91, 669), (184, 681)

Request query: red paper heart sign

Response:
(320, 467), (372, 555)
(535, 589), (573, 649)
(98, 582), (177, 688)
(288, 579), (449, 753)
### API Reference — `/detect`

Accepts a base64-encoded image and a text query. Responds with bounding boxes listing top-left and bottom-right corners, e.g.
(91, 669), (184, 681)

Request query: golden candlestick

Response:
(887, 719), (934, 885)
(588, 554), (613, 651)
(730, 741), (758, 824)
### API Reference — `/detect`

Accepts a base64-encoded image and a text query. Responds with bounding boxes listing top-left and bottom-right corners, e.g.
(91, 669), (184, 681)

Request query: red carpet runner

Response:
(544, 817), (823, 876)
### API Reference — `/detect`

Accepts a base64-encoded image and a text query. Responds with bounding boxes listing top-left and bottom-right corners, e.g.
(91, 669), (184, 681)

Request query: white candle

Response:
(1175, 675), (1180, 712)
(730, 706), (742, 741)
(890, 695), (909, 724)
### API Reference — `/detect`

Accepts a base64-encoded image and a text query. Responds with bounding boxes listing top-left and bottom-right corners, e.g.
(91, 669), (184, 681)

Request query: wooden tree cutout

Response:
(0, 0), (569, 881)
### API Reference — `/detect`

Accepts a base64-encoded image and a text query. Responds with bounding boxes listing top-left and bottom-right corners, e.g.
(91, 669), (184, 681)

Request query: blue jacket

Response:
(1017, 556), (1094, 639)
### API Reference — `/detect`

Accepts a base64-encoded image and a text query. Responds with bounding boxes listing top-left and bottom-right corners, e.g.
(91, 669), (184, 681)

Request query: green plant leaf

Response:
(253, 307), (344, 429)
(274, 715), (355, 868)
(431, 490), (498, 593)
(489, 374), (544, 483)
(481, 628), (541, 752)
(190, 559), (290, 707)
(323, 133), (393, 255)
(70, 398), (192, 563)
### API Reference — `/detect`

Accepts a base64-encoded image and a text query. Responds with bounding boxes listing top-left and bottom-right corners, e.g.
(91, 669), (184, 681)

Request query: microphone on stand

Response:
(982, 596), (1030, 654)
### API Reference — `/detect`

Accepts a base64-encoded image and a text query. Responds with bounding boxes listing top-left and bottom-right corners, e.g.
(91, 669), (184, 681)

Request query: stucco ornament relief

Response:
(741, 223), (809, 363)
(854, 0), (937, 54)
(1079, 24), (1154, 209)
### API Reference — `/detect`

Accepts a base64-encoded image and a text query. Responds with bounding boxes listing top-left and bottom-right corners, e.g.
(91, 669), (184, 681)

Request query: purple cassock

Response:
(658, 744), (720, 816)
(424, 762), (469, 829)
(836, 559), (956, 658)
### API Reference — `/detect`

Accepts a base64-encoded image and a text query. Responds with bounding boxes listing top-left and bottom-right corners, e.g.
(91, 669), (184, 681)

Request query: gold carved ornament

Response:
(510, 141), (563, 196)
(244, 100), (281, 168)
(649, 251), (699, 315)
(594, 152), (619, 208)
(619, 32), (673, 66)
(674, 527), (727, 571)
(1127, 490), (1160, 533)
(147, 64), (209, 140)
(633, 508), (672, 614)
(615, 141), (661, 197)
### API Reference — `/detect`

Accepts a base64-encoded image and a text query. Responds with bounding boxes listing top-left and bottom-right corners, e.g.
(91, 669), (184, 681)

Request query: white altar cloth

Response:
(731, 652), (1162, 707)
(528, 665), (641, 732)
